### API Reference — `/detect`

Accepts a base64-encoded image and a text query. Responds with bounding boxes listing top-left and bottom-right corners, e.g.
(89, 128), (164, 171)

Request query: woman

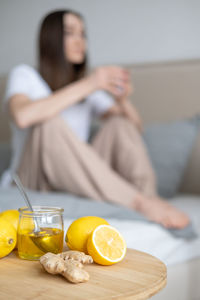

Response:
(2, 10), (189, 229)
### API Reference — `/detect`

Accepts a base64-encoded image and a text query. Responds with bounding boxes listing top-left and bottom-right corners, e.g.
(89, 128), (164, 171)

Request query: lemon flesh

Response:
(87, 224), (127, 265)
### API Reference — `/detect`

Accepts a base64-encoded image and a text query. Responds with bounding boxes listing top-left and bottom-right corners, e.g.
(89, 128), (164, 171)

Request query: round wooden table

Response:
(0, 248), (167, 299)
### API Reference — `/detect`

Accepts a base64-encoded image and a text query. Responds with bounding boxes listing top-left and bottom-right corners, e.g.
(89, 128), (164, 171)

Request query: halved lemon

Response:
(87, 224), (127, 265)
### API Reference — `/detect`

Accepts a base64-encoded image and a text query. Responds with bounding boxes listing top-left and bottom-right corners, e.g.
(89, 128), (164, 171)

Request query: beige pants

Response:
(17, 116), (157, 207)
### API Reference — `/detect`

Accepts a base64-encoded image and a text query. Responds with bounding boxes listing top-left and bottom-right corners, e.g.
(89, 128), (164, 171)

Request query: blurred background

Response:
(1, 0), (200, 73)
(1, 0), (200, 143)
(1, 4), (200, 299)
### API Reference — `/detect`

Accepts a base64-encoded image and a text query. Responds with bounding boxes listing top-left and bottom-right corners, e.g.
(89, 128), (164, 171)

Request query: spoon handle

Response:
(13, 173), (41, 233)
(12, 174), (49, 251)
(13, 174), (34, 212)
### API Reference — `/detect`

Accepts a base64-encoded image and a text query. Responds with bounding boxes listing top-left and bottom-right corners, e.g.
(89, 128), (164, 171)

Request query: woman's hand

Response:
(111, 78), (143, 133)
(92, 66), (143, 133)
(114, 80), (134, 103)
(92, 66), (131, 97)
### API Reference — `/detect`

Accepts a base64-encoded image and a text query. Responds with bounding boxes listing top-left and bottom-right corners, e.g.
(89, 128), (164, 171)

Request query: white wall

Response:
(0, 0), (200, 74)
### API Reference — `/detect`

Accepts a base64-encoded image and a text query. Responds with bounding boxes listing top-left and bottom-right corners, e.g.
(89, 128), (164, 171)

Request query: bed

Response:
(1, 60), (200, 299)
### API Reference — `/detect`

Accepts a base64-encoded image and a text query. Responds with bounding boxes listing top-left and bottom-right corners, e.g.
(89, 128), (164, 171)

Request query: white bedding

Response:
(1, 187), (200, 266)
(64, 195), (200, 267)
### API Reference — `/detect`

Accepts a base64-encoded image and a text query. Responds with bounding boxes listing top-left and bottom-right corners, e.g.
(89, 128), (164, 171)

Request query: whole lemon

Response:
(0, 210), (19, 231)
(0, 218), (17, 258)
(0, 210), (19, 249)
(65, 216), (109, 253)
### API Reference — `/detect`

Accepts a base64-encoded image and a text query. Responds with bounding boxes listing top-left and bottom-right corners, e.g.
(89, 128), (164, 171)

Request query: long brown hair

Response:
(38, 10), (87, 91)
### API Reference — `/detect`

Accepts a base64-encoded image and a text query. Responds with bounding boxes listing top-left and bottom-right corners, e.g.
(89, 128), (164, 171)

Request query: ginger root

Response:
(62, 259), (90, 283)
(60, 250), (93, 264)
(40, 251), (93, 283)
(40, 253), (65, 274)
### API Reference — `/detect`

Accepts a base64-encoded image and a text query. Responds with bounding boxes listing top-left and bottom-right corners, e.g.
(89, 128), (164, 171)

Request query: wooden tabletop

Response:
(0, 248), (167, 300)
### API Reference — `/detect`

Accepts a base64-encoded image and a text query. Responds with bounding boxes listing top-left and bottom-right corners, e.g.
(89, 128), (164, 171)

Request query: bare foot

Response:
(132, 194), (190, 229)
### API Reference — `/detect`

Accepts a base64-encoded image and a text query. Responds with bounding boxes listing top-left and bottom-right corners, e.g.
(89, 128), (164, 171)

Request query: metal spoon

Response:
(13, 174), (57, 254)
(13, 174), (40, 232)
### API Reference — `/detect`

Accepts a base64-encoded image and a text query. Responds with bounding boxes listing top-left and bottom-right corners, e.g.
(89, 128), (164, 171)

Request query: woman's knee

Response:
(105, 115), (135, 130)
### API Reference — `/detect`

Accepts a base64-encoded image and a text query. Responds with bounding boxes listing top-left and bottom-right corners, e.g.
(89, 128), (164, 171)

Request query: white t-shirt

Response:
(0, 64), (115, 187)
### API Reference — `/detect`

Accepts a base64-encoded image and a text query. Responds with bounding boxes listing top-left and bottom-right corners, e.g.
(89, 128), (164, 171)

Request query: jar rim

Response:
(18, 206), (64, 216)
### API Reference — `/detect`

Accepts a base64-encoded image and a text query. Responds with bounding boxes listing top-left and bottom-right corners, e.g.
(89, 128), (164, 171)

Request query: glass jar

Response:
(17, 206), (64, 260)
